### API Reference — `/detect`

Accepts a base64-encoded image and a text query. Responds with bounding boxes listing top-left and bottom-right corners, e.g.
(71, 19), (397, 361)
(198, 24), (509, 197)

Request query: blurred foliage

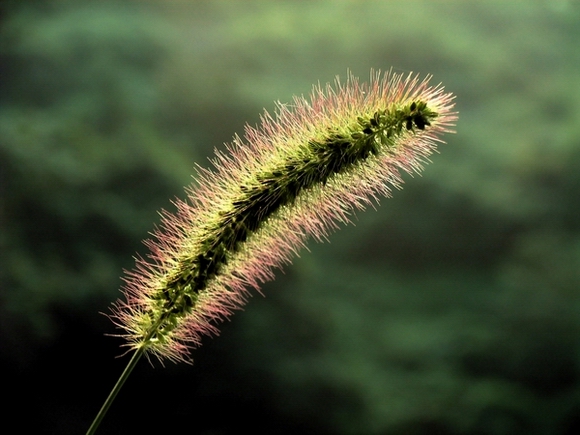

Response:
(1, 1), (580, 434)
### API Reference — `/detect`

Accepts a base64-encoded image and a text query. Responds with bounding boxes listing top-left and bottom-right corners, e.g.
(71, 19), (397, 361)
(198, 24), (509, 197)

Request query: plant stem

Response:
(86, 346), (145, 435)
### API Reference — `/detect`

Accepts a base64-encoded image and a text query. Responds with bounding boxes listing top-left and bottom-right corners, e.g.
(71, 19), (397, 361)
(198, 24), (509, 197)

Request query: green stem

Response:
(86, 346), (145, 435)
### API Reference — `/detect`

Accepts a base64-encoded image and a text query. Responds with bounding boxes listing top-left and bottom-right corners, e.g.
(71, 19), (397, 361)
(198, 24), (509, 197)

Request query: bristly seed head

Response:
(110, 69), (457, 363)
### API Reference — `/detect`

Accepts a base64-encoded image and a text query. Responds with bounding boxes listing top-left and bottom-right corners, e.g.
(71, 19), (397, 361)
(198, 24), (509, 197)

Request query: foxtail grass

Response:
(87, 69), (456, 434)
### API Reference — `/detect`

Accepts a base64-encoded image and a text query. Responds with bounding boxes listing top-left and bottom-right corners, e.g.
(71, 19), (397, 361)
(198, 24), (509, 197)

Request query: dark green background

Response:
(2, 1), (580, 434)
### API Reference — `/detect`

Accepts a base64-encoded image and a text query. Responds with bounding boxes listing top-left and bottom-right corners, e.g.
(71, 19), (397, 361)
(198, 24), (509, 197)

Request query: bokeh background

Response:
(2, 1), (580, 434)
